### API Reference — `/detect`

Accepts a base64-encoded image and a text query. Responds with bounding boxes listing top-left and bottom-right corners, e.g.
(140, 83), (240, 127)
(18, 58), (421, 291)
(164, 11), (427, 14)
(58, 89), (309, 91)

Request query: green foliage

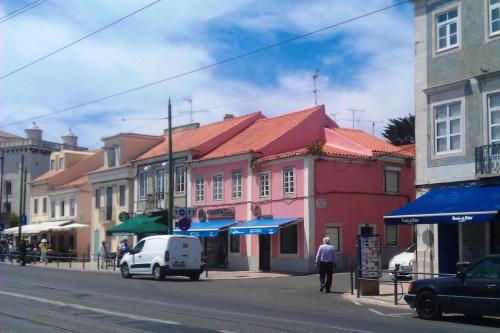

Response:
(7, 212), (19, 228)
(382, 114), (415, 146)
(307, 139), (324, 155)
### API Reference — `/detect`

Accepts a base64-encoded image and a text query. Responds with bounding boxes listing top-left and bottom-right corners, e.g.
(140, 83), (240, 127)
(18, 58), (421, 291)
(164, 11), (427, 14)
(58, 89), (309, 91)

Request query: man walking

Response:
(315, 237), (337, 293)
(39, 239), (48, 263)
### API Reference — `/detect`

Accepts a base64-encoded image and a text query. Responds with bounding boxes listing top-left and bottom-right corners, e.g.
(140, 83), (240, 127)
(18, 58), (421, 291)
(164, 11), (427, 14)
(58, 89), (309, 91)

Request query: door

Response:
(129, 240), (147, 273)
(93, 230), (100, 260)
(259, 235), (271, 271)
(438, 224), (459, 274)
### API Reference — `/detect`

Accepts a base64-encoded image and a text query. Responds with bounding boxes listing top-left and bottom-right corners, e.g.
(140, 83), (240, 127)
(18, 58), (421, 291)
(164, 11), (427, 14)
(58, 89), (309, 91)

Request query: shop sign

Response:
(207, 207), (235, 219)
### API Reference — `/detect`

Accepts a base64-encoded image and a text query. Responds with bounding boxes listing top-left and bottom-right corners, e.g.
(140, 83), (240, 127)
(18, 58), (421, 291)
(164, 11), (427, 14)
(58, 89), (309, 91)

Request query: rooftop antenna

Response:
(345, 108), (364, 129)
(183, 97), (193, 123)
(312, 69), (319, 106)
(330, 112), (341, 122)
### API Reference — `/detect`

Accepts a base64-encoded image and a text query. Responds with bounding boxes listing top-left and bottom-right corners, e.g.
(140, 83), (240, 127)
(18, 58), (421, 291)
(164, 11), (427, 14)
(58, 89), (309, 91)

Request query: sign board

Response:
(358, 235), (381, 279)
(178, 217), (192, 231)
(0, 223), (4, 232)
(173, 207), (196, 218)
(118, 212), (130, 222)
(207, 208), (235, 219)
(21, 215), (27, 226)
(316, 198), (327, 209)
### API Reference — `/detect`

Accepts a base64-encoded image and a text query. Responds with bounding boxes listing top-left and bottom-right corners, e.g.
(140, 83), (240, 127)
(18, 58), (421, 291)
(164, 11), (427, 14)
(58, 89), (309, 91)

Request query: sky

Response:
(0, 0), (415, 148)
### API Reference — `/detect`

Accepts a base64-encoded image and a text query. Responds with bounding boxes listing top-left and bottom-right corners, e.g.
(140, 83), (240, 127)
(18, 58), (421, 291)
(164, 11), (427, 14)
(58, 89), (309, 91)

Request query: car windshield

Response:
(405, 244), (416, 252)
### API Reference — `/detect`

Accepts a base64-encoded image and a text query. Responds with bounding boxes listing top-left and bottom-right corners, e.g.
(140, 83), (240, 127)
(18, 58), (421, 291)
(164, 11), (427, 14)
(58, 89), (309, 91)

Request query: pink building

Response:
(185, 105), (415, 273)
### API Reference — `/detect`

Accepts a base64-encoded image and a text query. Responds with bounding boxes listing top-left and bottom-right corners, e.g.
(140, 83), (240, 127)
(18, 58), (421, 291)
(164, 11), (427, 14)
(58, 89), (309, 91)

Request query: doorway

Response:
(259, 234), (271, 271)
(438, 224), (459, 274)
(491, 220), (500, 254)
(204, 231), (228, 269)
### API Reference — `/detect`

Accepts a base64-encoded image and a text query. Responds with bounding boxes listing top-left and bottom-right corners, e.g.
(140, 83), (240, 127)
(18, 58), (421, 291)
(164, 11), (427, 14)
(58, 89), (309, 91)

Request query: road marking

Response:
(0, 290), (181, 326)
(386, 313), (413, 317)
(352, 300), (362, 306)
(368, 308), (385, 316)
(220, 330), (238, 333)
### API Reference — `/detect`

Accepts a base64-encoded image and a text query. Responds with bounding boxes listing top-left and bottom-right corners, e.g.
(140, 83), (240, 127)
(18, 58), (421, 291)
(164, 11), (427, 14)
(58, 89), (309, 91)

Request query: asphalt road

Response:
(0, 264), (499, 333)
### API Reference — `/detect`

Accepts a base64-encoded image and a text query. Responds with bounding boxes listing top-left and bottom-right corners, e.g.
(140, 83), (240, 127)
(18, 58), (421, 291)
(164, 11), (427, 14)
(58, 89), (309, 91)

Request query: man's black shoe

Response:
(324, 290), (331, 293)
(320, 284), (325, 292)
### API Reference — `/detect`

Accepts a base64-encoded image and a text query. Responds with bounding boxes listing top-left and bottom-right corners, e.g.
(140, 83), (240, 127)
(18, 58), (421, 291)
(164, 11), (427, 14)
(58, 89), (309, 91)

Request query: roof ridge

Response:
(255, 105), (324, 124)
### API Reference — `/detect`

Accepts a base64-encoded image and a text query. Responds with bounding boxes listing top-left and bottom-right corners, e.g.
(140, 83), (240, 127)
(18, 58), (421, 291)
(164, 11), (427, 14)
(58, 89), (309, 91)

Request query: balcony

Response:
(475, 144), (500, 176)
(137, 193), (165, 212)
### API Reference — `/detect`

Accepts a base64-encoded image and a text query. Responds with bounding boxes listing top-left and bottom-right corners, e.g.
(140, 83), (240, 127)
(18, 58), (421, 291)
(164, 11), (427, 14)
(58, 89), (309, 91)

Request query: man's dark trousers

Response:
(319, 261), (334, 292)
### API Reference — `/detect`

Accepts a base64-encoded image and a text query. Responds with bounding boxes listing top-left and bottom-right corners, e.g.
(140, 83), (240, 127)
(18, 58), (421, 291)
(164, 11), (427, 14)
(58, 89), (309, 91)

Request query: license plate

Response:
(173, 262), (185, 268)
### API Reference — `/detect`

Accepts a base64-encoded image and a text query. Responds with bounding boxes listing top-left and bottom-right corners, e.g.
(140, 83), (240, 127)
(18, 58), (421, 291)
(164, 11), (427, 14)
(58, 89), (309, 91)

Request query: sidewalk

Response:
(0, 260), (292, 280)
(342, 280), (412, 309)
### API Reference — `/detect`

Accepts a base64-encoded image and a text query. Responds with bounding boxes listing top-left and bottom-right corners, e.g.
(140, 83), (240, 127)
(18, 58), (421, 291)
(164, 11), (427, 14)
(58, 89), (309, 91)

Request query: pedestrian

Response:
(315, 237), (337, 293)
(117, 239), (129, 260)
(39, 238), (48, 263)
(8, 242), (14, 262)
(99, 241), (108, 268)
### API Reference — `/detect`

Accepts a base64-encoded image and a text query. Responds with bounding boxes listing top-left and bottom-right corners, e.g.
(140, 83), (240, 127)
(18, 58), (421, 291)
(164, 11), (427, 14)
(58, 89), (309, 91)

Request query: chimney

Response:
(223, 114), (235, 121)
(25, 122), (43, 140)
(61, 129), (78, 149)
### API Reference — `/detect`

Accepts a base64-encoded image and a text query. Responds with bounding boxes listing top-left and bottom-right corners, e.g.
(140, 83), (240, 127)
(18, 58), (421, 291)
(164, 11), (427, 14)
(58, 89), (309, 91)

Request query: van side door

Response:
(129, 240), (147, 274)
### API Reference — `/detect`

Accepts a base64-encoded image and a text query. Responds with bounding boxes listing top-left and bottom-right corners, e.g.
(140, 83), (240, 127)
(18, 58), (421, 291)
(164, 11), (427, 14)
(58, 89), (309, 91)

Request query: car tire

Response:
(416, 290), (442, 320)
(189, 273), (200, 281)
(153, 264), (165, 281)
(120, 263), (132, 279)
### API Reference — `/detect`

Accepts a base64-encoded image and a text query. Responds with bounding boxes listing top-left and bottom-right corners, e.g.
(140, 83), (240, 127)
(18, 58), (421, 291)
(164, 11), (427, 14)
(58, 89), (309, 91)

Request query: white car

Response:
(119, 235), (204, 281)
(388, 244), (415, 276)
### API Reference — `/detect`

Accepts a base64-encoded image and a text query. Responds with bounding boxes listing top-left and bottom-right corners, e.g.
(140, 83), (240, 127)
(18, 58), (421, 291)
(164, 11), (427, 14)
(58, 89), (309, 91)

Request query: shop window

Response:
(384, 169), (399, 194)
(280, 224), (298, 254)
(385, 225), (399, 246)
(325, 226), (341, 252)
(42, 197), (47, 214)
(230, 235), (240, 253)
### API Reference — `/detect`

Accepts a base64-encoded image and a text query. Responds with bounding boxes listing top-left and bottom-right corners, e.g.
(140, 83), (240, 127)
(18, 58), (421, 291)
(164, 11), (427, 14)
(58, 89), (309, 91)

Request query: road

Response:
(0, 264), (499, 333)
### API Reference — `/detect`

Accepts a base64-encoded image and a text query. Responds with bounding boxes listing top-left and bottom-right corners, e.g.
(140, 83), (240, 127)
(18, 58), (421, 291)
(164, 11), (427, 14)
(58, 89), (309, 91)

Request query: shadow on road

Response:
(438, 315), (500, 329)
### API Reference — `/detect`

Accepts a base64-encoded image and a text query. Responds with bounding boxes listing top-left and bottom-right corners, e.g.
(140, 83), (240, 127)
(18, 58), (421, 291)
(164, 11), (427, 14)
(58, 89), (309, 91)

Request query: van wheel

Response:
(189, 273), (200, 281)
(153, 264), (165, 281)
(416, 291), (442, 320)
(120, 263), (132, 279)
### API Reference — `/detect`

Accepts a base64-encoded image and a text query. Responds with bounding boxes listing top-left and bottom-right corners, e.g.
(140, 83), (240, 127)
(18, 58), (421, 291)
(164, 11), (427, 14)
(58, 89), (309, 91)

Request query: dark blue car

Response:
(404, 255), (500, 320)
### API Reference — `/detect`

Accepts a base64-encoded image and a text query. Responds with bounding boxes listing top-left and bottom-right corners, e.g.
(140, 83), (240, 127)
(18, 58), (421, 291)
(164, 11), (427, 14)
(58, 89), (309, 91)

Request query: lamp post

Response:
(167, 99), (174, 235)
(0, 150), (4, 225)
(17, 155), (25, 265)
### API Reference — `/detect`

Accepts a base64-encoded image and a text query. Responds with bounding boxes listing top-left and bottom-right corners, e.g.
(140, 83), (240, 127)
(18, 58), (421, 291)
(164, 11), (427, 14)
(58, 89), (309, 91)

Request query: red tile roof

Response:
(330, 128), (399, 153)
(136, 112), (262, 161)
(57, 175), (88, 189)
(32, 170), (61, 183)
(201, 106), (325, 160)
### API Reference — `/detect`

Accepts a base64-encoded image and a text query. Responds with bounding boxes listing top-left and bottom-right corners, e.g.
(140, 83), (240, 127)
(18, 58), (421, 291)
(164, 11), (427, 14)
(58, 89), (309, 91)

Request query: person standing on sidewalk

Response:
(315, 237), (337, 293)
(39, 239), (48, 263)
(99, 241), (108, 268)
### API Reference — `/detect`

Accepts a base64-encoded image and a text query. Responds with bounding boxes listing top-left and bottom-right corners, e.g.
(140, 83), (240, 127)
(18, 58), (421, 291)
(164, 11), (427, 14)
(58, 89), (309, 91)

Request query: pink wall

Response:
(314, 159), (415, 255)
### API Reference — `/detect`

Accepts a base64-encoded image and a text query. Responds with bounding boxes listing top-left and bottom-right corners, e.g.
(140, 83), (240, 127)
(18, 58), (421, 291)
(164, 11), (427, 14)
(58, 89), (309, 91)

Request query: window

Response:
(325, 226), (341, 252)
(70, 198), (76, 216)
(230, 235), (240, 253)
(156, 169), (165, 194)
(466, 257), (500, 279)
(139, 171), (148, 199)
(59, 157), (65, 170)
(5, 181), (12, 195)
(175, 165), (185, 195)
(436, 9), (458, 51)
(50, 159), (55, 170)
(95, 189), (101, 208)
(259, 172), (270, 198)
(50, 200), (55, 218)
(384, 170), (399, 194)
(3, 202), (11, 213)
(231, 171), (243, 199)
(385, 225), (399, 246)
(42, 197), (47, 214)
(106, 187), (113, 221)
(195, 176), (205, 202)
(489, 0), (500, 36)
(133, 240), (145, 254)
(435, 102), (461, 153)
(107, 147), (116, 167)
(213, 175), (223, 201)
(280, 224), (298, 254)
(283, 168), (295, 195)
(60, 201), (65, 217)
(119, 185), (126, 206)
(33, 198), (38, 214)
(489, 93), (500, 144)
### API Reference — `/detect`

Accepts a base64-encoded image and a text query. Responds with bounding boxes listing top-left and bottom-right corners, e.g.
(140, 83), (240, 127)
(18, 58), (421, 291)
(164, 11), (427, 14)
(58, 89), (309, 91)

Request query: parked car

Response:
(388, 244), (415, 276)
(119, 235), (204, 281)
(404, 255), (500, 320)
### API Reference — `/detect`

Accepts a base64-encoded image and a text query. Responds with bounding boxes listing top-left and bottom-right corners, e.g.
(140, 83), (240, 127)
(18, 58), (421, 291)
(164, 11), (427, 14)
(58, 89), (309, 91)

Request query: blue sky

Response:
(0, 0), (415, 148)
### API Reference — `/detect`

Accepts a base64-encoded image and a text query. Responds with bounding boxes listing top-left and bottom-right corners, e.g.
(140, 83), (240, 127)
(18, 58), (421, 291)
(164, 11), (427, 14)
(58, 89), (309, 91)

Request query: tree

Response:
(7, 212), (19, 228)
(382, 114), (415, 146)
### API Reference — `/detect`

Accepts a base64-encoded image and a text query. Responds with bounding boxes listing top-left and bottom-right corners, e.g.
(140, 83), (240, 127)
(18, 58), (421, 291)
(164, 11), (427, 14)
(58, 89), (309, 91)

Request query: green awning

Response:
(106, 215), (168, 236)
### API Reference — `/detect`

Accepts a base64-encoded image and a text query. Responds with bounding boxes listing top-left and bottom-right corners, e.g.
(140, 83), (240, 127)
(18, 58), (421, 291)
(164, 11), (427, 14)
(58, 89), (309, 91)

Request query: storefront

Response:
(384, 185), (500, 274)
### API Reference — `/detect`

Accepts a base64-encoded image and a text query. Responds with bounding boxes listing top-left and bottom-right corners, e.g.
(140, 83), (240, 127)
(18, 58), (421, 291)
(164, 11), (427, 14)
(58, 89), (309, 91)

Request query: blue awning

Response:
(174, 220), (235, 237)
(229, 218), (302, 235)
(384, 186), (500, 225)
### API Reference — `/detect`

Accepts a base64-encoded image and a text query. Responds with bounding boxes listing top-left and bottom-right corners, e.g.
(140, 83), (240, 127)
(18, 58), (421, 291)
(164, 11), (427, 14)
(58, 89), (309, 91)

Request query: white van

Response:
(119, 235), (204, 281)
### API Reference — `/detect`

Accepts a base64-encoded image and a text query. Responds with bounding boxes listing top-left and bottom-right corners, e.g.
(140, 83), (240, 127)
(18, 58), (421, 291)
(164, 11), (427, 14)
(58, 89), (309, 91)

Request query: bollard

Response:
(350, 265), (354, 295)
(356, 267), (360, 299)
(82, 259), (85, 270)
(393, 268), (398, 305)
(69, 259), (72, 269)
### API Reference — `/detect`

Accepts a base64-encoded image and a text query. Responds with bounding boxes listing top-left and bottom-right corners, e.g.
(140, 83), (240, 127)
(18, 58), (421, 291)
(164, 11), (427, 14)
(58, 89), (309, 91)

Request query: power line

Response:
(0, 0), (409, 129)
(0, 0), (162, 80)
(0, 0), (49, 23)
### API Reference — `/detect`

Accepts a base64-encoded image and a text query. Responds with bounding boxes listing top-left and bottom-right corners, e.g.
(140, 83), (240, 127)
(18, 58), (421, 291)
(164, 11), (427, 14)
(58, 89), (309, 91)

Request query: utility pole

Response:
(346, 108), (364, 129)
(312, 69), (319, 106)
(167, 99), (174, 235)
(0, 150), (4, 225)
(17, 155), (24, 265)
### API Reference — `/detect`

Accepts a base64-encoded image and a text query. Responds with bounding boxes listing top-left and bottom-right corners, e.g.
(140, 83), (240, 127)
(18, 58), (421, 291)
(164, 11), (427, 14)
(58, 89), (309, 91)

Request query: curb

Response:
(342, 293), (411, 309)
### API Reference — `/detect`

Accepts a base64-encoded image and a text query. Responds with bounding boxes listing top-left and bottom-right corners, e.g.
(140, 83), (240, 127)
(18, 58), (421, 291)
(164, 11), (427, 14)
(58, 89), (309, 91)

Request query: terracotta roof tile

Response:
(32, 170), (61, 183)
(57, 175), (88, 189)
(201, 106), (325, 160)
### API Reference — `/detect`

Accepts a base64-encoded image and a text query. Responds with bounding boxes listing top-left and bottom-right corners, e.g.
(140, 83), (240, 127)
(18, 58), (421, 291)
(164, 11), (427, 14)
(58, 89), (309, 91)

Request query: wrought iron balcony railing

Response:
(137, 192), (165, 212)
(475, 143), (500, 176)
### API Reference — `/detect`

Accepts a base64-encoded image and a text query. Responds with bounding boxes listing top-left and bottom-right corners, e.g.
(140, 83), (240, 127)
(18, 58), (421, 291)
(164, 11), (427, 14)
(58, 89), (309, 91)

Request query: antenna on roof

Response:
(183, 97), (193, 123)
(312, 69), (319, 106)
(345, 108), (364, 129)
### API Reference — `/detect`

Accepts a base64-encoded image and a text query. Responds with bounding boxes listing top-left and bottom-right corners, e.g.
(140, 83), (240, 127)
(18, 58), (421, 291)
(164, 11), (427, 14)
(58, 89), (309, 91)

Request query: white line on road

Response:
(0, 290), (181, 327)
(352, 300), (362, 306)
(368, 309), (386, 316)
(220, 330), (238, 333)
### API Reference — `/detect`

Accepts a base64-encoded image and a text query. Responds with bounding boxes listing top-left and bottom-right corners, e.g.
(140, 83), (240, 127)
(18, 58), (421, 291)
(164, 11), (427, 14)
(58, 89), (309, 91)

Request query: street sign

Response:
(178, 217), (192, 231)
(0, 223), (4, 231)
(173, 207), (196, 218)
(21, 215), (27, 225)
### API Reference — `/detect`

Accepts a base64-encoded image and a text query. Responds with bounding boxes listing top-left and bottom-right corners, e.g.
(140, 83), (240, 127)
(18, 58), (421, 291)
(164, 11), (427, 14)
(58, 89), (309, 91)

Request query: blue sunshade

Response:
(174, 220), (235, 237)
(229, 218), (302, 235)
(384, 186), (500, 225)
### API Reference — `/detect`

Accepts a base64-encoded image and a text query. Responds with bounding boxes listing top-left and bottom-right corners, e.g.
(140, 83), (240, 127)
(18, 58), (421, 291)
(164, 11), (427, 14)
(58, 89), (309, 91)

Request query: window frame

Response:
(138, 171), (148, 200)
(105, 186), (113, 221)
(107, 147), (116, 168)
(259, 172), (271, 198)
(231, 170), (243, 200)
(59, 157), (65, 170)
(95, 189), (101, 208)
(385, 225), (399, 247)
(174, 165), (185, 196)
(119, 185), (126, 207)
(279, 223), (298, 255)
(50, 159), (55, 170)
(282, 168), (296, 196)
(488, 92), (500, 144)
(384, 169), (400, 194)
(50, 200), (56, 218)
(433, 101), (463, 156)
(229, 235), (240, 253)
(60, 200), (65, 217)
(435, 7), (459, 53)
(33, 198), (38, 215)
(324, 225), (342, 252)
(212, 174), (223, 201)
(42, 197), (47, 214)
(156, 169), (165, 195)
(489, 0), (500, 37)
(69, 198), (76, 216)
(195, 176), (205, 203)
